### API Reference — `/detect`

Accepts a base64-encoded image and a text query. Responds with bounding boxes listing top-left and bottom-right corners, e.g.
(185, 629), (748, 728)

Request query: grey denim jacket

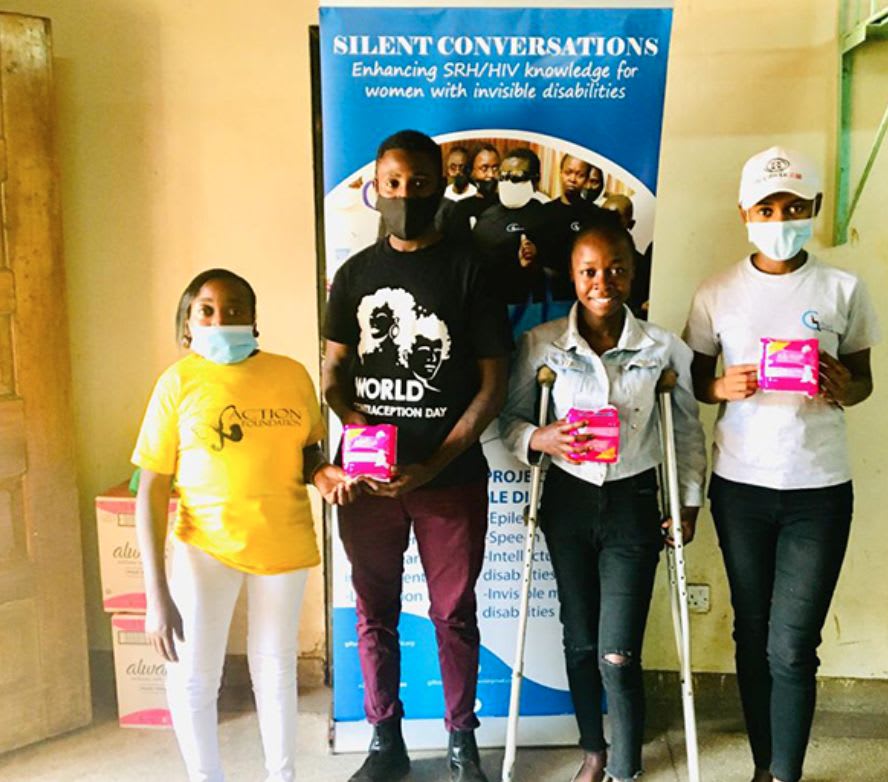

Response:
(499, 304), (707, 506)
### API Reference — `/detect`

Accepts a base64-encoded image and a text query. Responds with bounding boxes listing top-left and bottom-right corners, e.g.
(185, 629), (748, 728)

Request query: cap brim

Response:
(740, 182), (820, 209)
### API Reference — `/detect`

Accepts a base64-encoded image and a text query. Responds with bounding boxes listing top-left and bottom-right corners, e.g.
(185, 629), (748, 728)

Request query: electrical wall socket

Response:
(687, 584), (710, 613)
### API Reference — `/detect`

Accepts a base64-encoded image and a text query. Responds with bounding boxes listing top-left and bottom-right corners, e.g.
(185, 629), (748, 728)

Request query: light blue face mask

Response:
(189, 325), (258, 364)
(746, 217), (813, 261)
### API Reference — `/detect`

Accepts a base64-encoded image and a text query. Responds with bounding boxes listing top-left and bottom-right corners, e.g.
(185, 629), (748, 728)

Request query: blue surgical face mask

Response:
(746, 217), (813, 261)
(189, 325), (258, 364)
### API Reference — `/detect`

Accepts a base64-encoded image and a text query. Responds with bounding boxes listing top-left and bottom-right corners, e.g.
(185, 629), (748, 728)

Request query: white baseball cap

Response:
(738, 146), (822, 209)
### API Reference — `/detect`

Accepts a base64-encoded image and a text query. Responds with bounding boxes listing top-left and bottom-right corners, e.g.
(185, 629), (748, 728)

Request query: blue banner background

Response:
(320, 6), (672, 195)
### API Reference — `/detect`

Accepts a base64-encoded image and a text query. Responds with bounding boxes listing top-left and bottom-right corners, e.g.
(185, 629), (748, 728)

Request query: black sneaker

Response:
(348, 720), (410, 782)
(448, 729), (489, 782)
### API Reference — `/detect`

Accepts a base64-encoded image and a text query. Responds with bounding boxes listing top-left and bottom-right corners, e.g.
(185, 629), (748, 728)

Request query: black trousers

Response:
(709, 474), (853, 782)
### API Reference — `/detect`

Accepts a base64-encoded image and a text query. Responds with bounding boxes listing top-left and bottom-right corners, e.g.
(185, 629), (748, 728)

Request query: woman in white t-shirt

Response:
(683, 147), (880, 782)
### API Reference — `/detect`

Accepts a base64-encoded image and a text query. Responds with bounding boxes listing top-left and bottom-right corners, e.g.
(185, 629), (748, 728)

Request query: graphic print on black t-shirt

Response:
(356, 286), (452, 394)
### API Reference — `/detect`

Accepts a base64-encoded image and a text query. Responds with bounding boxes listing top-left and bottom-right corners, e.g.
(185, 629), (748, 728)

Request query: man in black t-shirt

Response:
(324, 130), (511, 782)
(472, 147), (550, 305)
(539, 154), (618, 301)
(443, 145), (476, 202)
(438, 143), (501, 245)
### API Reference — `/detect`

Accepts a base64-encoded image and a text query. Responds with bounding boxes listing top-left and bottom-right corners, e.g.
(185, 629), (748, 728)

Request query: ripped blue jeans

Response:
(539, 466), (662, 781)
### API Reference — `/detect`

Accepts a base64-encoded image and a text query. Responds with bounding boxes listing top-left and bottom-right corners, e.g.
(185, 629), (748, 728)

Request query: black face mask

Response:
(452, 172), (469, 193)
(582, 184), (604, 202)
(376, 193), (441, 240)
(475, 179), (498, 199)
(564, 188), (582, 204)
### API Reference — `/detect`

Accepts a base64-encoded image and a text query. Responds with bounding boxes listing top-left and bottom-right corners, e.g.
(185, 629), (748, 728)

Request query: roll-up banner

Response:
(319, 0), (673, 752)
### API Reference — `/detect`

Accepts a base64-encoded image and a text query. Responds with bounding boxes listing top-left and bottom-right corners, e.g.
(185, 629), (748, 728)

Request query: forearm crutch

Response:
(502, 364), (557, 782)
(657, 371), (701, 782)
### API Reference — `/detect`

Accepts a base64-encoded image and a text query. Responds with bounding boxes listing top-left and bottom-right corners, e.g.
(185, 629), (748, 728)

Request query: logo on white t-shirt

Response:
(802, 309), (840, 335)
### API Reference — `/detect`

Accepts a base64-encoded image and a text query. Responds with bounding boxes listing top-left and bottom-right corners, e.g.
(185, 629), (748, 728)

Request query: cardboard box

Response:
(96, 482), (249, 654)
(96, 483), (176, 612)
(110, 613), (172, 729)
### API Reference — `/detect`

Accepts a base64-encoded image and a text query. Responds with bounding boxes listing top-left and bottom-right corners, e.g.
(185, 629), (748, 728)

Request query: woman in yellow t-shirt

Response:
(133, 268), (355, 782)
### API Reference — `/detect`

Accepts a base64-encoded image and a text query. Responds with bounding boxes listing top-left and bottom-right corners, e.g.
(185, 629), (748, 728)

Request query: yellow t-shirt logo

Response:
(194, 404), (245, 452)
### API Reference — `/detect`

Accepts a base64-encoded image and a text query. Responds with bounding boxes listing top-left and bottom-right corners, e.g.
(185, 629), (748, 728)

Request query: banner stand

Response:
(318, 1), (675, 752)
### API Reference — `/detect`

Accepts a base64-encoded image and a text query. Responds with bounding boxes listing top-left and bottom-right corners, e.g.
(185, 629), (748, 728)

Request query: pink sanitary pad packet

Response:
(565, 406), (620, 463)
(759, 338), (819, 398)
(342, 424), (398, 482)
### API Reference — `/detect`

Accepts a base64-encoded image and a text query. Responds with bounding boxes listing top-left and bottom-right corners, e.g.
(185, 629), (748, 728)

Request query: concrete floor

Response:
(1, 688), (887, 781)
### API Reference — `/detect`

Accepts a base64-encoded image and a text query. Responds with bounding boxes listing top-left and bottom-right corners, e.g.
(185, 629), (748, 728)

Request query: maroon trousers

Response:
(338, 479), (488, 731)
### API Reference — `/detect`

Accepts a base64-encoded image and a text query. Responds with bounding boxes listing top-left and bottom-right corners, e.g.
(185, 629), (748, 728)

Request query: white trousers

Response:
(165, 540), (309, 782)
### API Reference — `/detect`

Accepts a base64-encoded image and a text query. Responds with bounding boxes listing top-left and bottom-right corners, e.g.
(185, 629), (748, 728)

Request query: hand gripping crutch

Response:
(501, 364), (557, 782)
(657, 371), (701, 782)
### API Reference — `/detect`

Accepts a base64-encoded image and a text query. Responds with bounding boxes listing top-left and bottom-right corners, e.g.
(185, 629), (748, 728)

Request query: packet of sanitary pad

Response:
(565, 406), (620, 463)
(342, 424), (398, 482)
(758, 338), (819, 398)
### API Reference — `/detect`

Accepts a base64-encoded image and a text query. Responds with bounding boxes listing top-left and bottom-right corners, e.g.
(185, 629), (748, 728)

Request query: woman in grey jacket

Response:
(499, 221), (706, 782)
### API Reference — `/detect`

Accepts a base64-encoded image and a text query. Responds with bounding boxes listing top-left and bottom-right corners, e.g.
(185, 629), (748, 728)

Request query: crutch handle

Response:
(656, 368), (678, 393)
(537, 365), (557, 388)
